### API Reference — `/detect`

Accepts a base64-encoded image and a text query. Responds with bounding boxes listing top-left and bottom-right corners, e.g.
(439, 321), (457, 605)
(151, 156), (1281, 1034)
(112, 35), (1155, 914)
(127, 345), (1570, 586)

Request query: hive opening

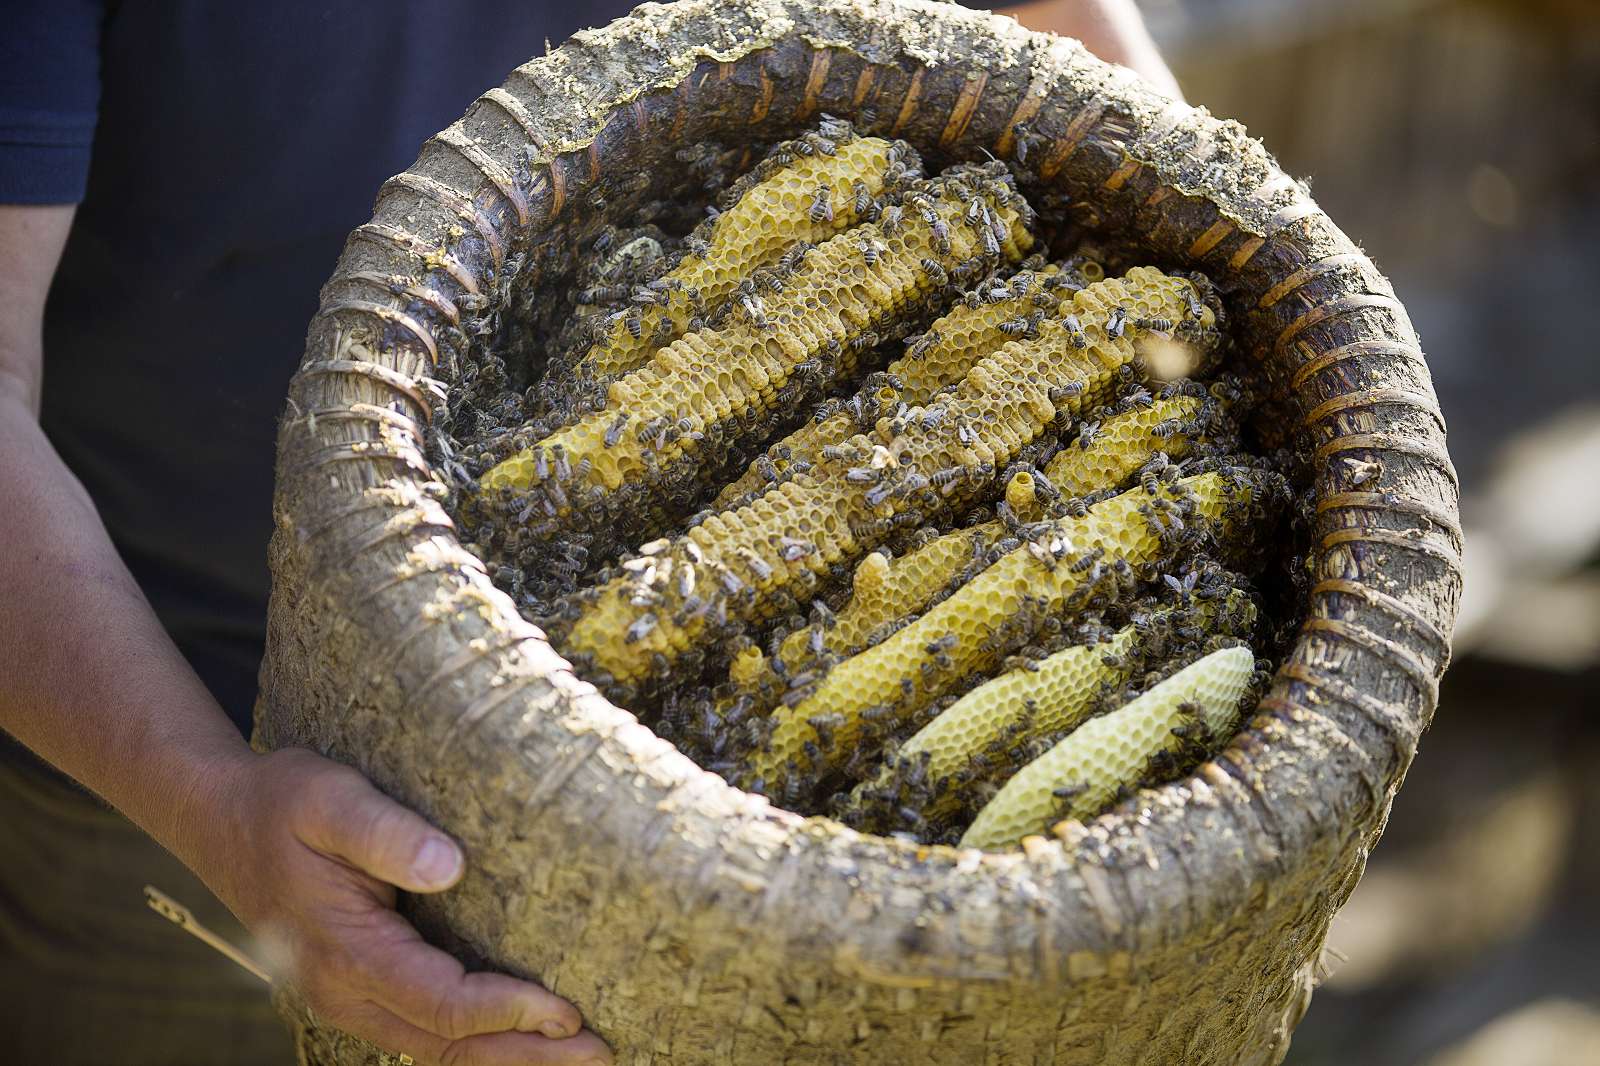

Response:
(429, 115), (1313, 850)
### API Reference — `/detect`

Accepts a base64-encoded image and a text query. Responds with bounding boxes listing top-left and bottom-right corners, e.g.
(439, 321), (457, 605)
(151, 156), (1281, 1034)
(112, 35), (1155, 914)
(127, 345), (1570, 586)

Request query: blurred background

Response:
(1134, 0), (1600, 1062)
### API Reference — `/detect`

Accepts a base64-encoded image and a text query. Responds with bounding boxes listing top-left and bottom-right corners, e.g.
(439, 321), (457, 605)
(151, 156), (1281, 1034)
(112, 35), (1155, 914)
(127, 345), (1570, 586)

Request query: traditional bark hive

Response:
(255, 1), (1462, 1062)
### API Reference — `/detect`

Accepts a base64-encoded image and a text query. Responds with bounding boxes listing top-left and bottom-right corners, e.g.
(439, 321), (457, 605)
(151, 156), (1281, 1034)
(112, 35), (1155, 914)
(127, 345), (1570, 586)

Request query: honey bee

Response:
(809, 185), (834, 224)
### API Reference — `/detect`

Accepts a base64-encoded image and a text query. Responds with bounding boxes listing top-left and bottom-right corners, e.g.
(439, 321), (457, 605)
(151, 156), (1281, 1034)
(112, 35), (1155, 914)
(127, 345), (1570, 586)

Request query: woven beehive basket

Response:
(255, 1), (1462, 1062)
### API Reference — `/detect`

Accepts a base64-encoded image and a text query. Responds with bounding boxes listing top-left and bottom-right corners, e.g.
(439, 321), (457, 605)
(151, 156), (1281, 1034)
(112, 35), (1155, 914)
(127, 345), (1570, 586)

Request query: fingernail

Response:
(412, 836), (462, 887)
(539, 1020), (574, 1039)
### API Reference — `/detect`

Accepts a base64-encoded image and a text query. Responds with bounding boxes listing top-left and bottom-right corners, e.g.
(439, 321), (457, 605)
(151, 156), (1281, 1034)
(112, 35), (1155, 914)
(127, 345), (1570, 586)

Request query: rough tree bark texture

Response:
(254, 2), (1462, 1063)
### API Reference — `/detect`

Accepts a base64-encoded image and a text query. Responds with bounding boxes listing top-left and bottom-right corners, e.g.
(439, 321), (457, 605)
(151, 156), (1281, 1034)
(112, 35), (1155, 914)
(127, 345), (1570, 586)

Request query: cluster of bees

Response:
(440, 119), (1296, 849)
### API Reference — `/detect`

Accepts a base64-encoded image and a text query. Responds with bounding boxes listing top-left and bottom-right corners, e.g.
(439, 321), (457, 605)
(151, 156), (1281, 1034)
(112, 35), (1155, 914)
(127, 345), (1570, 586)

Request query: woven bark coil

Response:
(255, 2), (1462, 1062)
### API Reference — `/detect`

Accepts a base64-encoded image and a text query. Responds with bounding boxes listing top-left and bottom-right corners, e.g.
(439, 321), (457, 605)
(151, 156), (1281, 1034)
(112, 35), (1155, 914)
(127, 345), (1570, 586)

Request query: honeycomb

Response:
(480, 163), (1032, 523)
(573, 131), (924, 386)
(958, 644), (1254, 849)
(745, 385), (1239, 688)
(832, 582), (1261, 837)
(869, 627), (1138, 813)
(447, 120), (1297, 848)
(770, 533), (979, 673)
(714, 261), (1207, 508)
(557, 266), (1220, 690)
(741, 470), (1262, 789)
(1043, 393), (1206, 497)
(844, 582), (1254, 819)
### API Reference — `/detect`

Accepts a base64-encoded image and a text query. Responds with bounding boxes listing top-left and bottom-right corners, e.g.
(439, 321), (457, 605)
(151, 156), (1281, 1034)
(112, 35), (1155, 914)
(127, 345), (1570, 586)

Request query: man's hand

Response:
(1, 203), (610, 1065)
(193, 748), (613, 1066)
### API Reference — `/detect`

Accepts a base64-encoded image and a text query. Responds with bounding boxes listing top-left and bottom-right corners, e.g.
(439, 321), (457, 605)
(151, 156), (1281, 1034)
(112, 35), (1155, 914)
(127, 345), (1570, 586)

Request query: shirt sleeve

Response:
(0, 0), (106, 204)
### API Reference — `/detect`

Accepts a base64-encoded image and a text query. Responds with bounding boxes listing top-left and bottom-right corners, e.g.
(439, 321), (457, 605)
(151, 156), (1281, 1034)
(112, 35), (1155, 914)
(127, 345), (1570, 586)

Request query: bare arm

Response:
(0, 205), (264, 853)
(0, 204), (610, 1066)
(1001, 0), (1182, 100)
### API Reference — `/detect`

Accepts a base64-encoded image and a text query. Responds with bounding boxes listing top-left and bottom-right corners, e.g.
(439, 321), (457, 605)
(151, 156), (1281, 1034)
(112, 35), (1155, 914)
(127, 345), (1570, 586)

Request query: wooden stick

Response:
(143, 885), (272, 985)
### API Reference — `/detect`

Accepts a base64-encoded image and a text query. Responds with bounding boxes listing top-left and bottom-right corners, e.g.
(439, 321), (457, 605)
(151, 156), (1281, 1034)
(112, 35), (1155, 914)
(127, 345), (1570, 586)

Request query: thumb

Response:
(297, 767), (465, 893)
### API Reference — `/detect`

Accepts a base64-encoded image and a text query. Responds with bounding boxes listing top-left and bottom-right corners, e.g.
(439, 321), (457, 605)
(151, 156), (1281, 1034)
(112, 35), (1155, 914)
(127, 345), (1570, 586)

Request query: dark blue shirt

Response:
(3, 2), (635, 734)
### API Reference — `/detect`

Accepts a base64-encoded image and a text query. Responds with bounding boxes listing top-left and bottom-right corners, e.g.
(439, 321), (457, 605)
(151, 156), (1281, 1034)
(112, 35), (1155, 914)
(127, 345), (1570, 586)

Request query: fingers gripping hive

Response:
(959, 645), (1256, 849)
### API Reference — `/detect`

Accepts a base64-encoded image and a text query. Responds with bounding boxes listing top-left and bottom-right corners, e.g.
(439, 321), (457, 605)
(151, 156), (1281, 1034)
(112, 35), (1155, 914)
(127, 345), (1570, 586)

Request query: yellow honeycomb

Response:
(757, 391), (1227, 684)
(888, 264), (1064, 404)
(864, 626), (1137, 815)
(576, 134), (922, 384)
(480, 166), (1031, 506)
(710, 528), (993, 751)
(755, 526), (980, 682)
(713, 262), (1204, 508)
(1004, 470), (1039, 518)
(845, 590), (1258, 823)
(958, 644), (1254, 849)
(742, 470), (1249, 786)
(1042, 394), (1204, 497)
(728, 644), (766, 689)
(558, 271), (1219, 689)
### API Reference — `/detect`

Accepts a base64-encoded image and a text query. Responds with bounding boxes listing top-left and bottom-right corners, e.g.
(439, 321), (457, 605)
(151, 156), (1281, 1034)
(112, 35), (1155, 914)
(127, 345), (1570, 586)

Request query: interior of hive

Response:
(424, 105), (1314, 849)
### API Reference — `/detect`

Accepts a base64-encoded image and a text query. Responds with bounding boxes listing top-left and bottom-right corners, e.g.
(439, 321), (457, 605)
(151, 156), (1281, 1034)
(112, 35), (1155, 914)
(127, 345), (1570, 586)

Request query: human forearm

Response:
(0, 383), (252, 861)
(0, 396), (608, 1062)
(1, 200), (604, 1063)
(1, 202), (252, 873)
(1000, 0), (1181, 100)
